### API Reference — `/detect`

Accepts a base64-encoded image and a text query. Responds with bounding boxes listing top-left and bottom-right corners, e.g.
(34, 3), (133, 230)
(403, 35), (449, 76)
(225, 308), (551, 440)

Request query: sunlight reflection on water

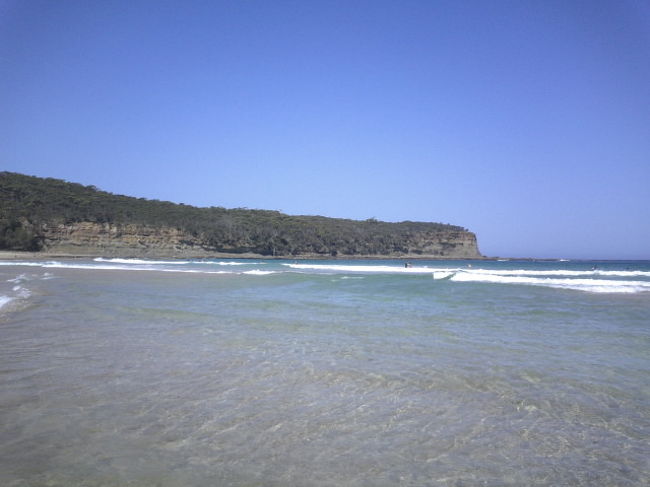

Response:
(0, 263), (648, 486)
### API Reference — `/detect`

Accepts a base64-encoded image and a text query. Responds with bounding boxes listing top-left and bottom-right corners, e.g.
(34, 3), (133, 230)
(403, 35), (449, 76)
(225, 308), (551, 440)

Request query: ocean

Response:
(1, 258), (648, 486)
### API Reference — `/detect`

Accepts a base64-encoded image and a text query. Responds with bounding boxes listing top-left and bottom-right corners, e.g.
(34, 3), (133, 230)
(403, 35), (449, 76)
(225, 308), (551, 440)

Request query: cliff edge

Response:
(0, 172), (482, 259)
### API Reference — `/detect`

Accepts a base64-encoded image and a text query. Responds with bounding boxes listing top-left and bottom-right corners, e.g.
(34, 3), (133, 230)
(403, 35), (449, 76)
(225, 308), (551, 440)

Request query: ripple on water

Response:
(0, 261), (648, 486)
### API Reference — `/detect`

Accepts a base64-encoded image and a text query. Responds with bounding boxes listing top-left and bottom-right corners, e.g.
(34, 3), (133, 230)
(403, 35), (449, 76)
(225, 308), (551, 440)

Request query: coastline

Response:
(5, 250), (642, 263)
(0, 249), (489, 261)
(1, 255), (648, 486)
(4, 250), (646, 263)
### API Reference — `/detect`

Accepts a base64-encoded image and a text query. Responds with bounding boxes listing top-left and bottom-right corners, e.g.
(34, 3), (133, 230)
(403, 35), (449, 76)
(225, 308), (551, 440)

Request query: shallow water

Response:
(1, 259), (649, 486)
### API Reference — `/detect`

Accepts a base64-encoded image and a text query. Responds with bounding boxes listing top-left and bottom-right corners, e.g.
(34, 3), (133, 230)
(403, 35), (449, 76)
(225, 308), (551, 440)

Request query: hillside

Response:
(0, 172), (481, 258)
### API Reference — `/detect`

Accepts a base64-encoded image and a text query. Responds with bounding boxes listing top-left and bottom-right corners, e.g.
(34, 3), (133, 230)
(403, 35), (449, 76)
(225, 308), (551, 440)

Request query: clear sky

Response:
(1, 0), (649, 259)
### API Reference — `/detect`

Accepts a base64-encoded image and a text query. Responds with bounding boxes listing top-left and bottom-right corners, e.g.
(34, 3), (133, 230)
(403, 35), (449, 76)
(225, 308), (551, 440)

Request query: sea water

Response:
(0, 258), (648, 486)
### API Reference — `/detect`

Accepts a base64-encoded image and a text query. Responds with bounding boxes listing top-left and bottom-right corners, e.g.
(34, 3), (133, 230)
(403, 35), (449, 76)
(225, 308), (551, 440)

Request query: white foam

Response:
(283, 263), (639, 278)
(1, 259), (648, 292)
(0, 295), (13, 310)
(93, 258), (264, 267)
(45, 262), (144, 271)
(0, 260), (271, 276)
(94, 257), (191, 265)
(282, 263), (650, 293)
(284, 263), (438, 274)
(7, 273), (27, 283)
(450, 271), (650, 294)
(16, 287), (31, 299)
(432, 271), (456, 280)
(0, 273), (33, 311)
(154, 268), (231, 275)
(1, 260), (234, 274)
(469, 268), (650, 278)
(6, 260), (278, 277)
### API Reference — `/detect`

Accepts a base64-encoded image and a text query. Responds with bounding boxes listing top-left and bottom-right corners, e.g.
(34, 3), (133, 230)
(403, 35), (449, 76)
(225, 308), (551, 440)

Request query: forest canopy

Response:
(0, 172), (470, 256)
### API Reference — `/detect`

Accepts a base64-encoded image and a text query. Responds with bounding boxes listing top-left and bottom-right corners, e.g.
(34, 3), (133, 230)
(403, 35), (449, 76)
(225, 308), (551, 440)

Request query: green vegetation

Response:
(0, 172), (471, 256)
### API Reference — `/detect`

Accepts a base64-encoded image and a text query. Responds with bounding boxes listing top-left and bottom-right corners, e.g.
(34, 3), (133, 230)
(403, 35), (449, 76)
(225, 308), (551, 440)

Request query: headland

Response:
(1, 172), (483, 260)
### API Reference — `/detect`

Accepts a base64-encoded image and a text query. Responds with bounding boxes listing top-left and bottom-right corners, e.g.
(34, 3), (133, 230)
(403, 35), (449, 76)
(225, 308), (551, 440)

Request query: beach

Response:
(1, 258), (649, 486)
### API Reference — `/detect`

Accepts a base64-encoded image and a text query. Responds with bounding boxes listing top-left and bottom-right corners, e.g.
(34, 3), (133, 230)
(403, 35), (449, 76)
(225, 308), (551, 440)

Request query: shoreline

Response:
(0, 250), (487, 261)
(1, 250), (644, 262)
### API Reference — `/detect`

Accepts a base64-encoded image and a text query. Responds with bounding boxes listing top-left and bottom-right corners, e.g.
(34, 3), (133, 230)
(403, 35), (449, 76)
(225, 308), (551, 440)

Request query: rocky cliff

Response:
(38, 222), (210, 257)
(37, 221), (481, 259)
(1, 172), (482, 259)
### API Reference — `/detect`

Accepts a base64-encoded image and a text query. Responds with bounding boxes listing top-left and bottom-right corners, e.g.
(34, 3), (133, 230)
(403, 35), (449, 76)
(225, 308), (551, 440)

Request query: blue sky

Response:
(1, 0), (649, 259)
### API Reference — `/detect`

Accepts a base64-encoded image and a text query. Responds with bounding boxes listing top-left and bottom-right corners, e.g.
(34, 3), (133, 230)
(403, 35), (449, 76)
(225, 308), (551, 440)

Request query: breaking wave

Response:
(0, 272), (45, 313)
(448, 271), (650, 294)
(94, 257), (191, 265)
(467, 268), (650, 278)
(283, 263), (650, 294)
(0, 295), (12, 310)
(0, 260), (274, 277)
(93, 258), (263, 266)
(283, 263), (437, 274)
(1, 259), (648, 294)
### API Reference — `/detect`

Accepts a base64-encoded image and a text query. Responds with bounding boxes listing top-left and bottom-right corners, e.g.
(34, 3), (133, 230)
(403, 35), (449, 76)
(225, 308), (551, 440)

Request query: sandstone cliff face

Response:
(39, 221), (481, 259)
(407, 230), (481, 258)
(40, 222), (215, 257)
(2, 172), (483, 258)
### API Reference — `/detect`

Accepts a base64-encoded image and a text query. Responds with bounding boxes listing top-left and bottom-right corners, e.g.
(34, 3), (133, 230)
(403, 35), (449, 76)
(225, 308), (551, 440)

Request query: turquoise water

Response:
(1, 258), (649, 486)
